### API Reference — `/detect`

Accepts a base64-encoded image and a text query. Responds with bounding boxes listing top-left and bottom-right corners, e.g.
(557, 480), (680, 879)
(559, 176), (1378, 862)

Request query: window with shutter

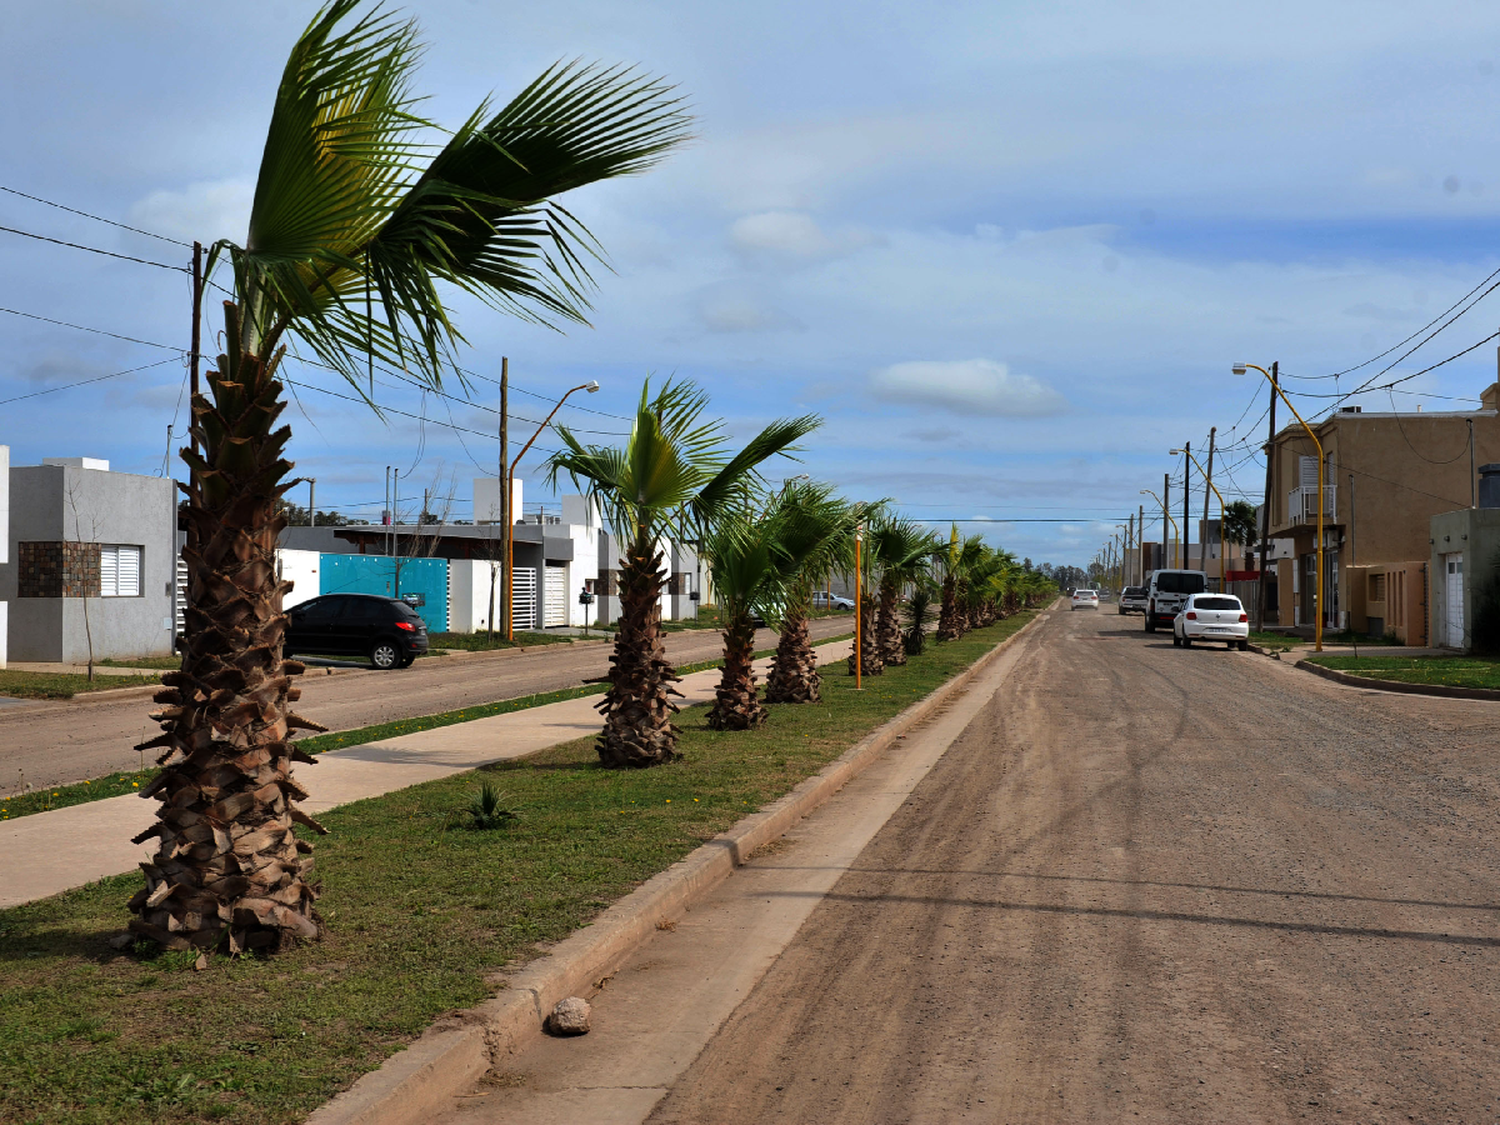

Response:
(100, 545), (143, 597)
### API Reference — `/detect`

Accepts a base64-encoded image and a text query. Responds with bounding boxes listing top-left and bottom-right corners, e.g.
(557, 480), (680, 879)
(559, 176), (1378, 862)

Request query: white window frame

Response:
(100, 544), (143, 598)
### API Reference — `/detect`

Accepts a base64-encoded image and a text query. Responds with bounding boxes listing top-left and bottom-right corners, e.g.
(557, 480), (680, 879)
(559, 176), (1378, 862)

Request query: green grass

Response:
(98, 657), (184, 670)
(2, 770), (157, 821)
(426, 631), (578, 651)
(0, 670), (160, 700)
(0, 614), (1032, 1125)
(1248, 631), (1300, 650)
(1305, 653), (1500, 690)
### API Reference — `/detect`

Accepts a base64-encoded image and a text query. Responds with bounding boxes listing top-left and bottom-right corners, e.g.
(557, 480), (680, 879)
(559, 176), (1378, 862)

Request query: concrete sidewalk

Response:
(0, 641), (852, 909)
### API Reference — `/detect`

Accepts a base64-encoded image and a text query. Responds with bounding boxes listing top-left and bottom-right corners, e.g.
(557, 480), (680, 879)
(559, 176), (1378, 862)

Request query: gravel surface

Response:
(0, 618), (851, 790)
(647, 608), (1500, 1124)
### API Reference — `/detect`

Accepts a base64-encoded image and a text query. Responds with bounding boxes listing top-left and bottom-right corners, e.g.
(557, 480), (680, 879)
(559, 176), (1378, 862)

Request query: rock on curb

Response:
(304, 613), (1046, 1125)
(1296, 658), (1500, 701)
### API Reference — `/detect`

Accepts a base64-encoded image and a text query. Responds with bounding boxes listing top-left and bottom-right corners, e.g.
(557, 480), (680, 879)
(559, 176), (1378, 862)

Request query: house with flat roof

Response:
(0, 456), (178, 662)
(1262, 375), (1500, 642)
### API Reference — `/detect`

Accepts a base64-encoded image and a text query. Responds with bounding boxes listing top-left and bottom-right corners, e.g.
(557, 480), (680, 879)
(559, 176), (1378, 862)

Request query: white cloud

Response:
(696, 288), (803, 333)
(730, 210), (878, 262)
(129, 178), (253, 244)
(869, 359), (1068, 417)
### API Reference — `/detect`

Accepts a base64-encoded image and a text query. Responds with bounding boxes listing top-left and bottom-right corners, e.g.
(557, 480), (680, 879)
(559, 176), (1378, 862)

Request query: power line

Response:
(0, 355), (182, 407)
(0, 304), (182, 351)
(0, 223), (188, 271)
(0, 185), (191, 247)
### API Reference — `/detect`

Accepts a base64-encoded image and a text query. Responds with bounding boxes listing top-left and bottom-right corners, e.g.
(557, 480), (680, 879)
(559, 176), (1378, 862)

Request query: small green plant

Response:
(466, 783), (518, 830)
(904, 586), (933, 656)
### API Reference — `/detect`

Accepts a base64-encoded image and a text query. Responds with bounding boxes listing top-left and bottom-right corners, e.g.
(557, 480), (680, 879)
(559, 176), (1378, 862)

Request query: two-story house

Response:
(1262, 378), (1500, 642)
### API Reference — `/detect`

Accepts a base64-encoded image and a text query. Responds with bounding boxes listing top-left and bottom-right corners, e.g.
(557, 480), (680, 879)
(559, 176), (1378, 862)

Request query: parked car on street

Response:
(1144, 569), (1208, 632)
(1070, 588), (1100, 610)
(1118, 585), (1148, 615)
(811, 591), (856, 610)
(1173, 593), (1250, 649)
(284, 593), (430, 669)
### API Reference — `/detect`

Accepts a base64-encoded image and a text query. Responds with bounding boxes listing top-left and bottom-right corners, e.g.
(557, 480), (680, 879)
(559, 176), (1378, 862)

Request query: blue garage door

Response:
(318, 554), (449, 633)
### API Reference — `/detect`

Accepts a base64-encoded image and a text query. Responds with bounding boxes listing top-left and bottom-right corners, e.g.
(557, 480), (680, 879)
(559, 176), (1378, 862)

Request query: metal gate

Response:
(512, 567), (538, 631)
(1445, 553), (1464, 647)
(544, 564), (567, 627)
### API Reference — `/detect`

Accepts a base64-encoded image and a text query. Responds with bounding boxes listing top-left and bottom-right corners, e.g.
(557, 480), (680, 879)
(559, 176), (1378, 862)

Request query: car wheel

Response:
(370, 640), (402, 670)
(1144, 618), (1156, 633)
(1172, 633), (1181, 647)
(1237, 639), (1249, 651)
(1182, 635), (1193, 648)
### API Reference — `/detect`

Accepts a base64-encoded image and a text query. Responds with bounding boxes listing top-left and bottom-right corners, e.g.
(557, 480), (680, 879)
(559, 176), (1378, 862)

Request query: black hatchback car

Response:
(284, 594), (429, 669)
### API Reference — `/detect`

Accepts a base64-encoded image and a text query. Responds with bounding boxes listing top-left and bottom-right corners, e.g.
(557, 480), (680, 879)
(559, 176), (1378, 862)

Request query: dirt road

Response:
(0, 619), (850, 790)
(641, 607), (1500, 1123)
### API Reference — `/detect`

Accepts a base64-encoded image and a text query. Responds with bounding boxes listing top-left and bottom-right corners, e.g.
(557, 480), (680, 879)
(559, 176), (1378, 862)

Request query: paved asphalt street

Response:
(0, 618), (852, 790)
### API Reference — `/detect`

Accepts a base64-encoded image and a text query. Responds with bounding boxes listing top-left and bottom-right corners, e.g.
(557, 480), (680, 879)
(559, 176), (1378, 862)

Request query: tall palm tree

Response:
(128, 0), (689, 956)
(548, 380), (818, 764)
(765, 482), (856, 705)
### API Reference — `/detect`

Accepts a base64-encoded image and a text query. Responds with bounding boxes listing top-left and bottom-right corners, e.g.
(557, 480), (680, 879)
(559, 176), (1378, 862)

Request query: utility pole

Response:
(1202, 427), (1216, 582)
(309, 479), (316, 527)
(1164, 472), (1172, 569)
(1137, 503), (1145, 583)
(1182, 440), (1191, 571)
(189, 241), (203, 472)
(1258, 362), (1278, 629)
(1469, 417), (1476, 508)
(499, 356), (510, 639)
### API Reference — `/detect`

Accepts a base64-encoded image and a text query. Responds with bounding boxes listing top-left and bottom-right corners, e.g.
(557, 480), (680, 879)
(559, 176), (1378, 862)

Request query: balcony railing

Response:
(1286, 485), (1336, 526)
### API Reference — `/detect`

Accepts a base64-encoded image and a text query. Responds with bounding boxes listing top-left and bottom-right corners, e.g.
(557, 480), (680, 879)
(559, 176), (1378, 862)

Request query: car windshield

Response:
(1156, 572), (1207, 594)
(1194, 597), (1241, 611)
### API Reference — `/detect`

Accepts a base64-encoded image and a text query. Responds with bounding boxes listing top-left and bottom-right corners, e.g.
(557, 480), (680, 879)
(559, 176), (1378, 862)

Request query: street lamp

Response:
(1170, 448), (1226, 589)
(1139, 488), (1178, 572)
(504, 380), (601, 640)
(1233, 362), (1322, 651)
(854, 521), (864, 691)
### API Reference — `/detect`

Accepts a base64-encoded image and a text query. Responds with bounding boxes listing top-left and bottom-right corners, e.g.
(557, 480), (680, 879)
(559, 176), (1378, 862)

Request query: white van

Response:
(1144, 569), (1207, 633)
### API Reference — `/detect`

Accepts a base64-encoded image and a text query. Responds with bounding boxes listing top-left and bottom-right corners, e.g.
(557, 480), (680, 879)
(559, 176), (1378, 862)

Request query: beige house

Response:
(1262, 377), (1500, 643)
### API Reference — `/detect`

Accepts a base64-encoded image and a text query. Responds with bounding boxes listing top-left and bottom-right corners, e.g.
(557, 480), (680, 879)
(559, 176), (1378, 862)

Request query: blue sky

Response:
(5, 1), (1500, 566)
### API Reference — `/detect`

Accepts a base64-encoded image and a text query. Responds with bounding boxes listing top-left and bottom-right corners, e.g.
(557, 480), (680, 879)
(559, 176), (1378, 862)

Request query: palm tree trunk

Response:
(876, 575), (905, 666)
(937, 574), (963, 641)
(847, 592), (885, 677)
(766, 605), (820, 703)
(129, 334), (328, 956)
(707, 610), (766, 730)
(597, 539), (681, 766)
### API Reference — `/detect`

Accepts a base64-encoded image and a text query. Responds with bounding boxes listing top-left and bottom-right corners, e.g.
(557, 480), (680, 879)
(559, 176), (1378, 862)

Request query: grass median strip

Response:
(0, 670), (161, 700)
(1305, 653), (1500, 690)
(0, 638), (851, 822)
(0, 614), (1029, 1125)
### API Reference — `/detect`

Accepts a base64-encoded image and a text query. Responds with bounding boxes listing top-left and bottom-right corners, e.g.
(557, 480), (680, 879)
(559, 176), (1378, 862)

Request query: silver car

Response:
(1173, 593), (1250, 650)
(1118, 585), (1148, 615)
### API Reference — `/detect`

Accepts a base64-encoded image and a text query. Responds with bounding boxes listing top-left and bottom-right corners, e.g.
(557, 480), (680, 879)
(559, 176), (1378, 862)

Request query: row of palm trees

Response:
(123, 1), (1055, 958)
(547, 385), (1057, 768)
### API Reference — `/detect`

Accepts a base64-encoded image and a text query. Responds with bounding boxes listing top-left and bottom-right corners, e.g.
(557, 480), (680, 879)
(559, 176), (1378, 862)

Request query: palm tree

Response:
(1223, 499), (1259, 566)
(765, 482), (856, 705)
(701, 508), (781, 730)
(128, 1), (690, 956)
(548, 380), (818, 763)
(868, 517), (936, 666)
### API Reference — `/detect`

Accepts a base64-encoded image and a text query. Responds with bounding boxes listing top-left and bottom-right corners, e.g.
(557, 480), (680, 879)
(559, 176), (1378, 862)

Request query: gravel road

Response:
(647, 607), (1500, 1124)
(0, 618), (851, 791)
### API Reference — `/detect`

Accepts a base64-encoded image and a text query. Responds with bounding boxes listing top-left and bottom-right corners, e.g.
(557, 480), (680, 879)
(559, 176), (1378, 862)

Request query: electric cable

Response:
(0, 223), (189, 271)
(0, 185), (192, 246)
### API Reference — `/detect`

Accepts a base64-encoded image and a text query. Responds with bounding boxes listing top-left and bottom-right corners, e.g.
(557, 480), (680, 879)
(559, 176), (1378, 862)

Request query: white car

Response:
(1173, 593), (1250, 649)
(1070, 589), (1100, 610)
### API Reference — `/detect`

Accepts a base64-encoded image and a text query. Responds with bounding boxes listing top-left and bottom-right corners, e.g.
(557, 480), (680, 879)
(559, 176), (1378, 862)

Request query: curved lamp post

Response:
(1234, 362), (1322, 652)
(504, 380), (600, 640)
(1170, 447), (1226, 589)
(1139, 488), (1178, 571)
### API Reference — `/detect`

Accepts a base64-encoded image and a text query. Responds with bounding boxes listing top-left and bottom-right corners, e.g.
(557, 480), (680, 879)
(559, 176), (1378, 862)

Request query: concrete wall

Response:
(275, 549), (322, 610)
(448, 557), (501, 634)
(1430, 508), (1500, 650)
(560, 496), (602, 628)
(473, 477), (524, 524)
(0, 461), (177, 662)
(1346, 561), (1429, 645)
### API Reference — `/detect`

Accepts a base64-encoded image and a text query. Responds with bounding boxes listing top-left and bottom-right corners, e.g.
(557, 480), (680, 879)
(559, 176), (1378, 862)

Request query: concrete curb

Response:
(1296, 658), (1500, 701)
(305, 611), (1047, 1125)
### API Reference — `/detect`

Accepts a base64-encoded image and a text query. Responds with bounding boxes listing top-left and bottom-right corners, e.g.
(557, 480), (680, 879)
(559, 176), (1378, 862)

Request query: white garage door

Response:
(1445, 553), (1464, 648)
(545, 564), (567, 627)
